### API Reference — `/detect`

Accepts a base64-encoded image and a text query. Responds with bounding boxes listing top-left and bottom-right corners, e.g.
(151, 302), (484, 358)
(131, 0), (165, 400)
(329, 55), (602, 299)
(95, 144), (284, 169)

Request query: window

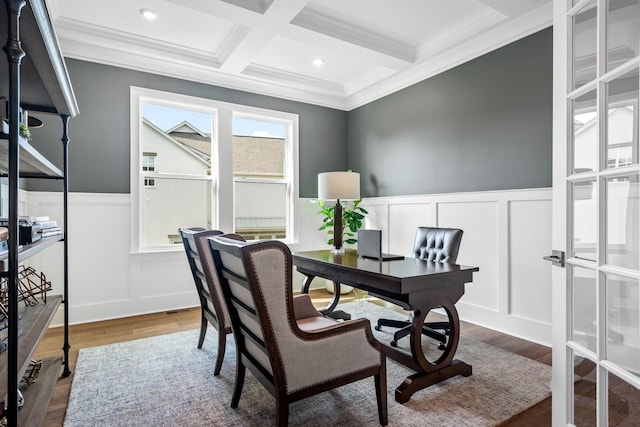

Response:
(131, 87), (298, 251)
(233, 114), (289, 240)
(142, 153), (156, 187)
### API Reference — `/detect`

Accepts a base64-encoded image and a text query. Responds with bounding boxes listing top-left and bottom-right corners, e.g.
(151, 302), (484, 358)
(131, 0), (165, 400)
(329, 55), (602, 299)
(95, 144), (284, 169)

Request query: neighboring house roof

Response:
(233, 136), (285, 176)
(144, 119), (286, 177)
(142, 118), (210, 165)
(170, 132), (211, 157)
(166, 120), (207, 137)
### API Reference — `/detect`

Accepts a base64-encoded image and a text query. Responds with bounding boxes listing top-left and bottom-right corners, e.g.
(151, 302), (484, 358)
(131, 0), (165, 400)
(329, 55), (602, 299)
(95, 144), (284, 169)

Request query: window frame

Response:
(130, 86), (299, 253)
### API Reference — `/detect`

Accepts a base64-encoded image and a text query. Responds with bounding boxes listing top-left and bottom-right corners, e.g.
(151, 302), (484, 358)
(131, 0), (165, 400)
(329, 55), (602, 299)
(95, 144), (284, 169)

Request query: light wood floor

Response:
(33, 290), (552, 426)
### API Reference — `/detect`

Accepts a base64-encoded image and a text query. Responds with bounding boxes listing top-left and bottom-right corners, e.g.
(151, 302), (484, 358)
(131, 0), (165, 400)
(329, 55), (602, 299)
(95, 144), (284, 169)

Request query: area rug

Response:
(64, 301), (551, 426)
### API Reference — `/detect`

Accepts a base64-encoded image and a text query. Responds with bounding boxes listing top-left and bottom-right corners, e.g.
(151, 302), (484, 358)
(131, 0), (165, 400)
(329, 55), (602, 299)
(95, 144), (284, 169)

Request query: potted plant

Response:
(312, 198), (368, 247)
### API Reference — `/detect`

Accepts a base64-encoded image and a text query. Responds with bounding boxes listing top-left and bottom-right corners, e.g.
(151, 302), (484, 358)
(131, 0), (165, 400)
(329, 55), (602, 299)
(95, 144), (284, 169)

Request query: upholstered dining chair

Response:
(375, 227), (463, 349)
(180, 227), (233, 375)
(209, 235), (388, 427)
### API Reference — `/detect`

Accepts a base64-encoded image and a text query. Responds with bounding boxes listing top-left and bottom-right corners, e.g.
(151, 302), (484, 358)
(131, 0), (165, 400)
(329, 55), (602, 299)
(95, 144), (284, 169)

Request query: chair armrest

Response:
(292, 294), (323, 320)
(283, 316), (385, 394)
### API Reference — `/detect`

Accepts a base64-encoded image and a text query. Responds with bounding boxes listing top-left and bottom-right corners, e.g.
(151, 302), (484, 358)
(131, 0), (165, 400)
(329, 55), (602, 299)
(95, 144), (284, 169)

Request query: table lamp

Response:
(318, 171), (360, 253)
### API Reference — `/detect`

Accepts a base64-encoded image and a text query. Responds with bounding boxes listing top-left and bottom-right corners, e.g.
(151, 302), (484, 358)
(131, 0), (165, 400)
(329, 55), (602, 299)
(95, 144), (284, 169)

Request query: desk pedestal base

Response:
(395, 359), (472, 403)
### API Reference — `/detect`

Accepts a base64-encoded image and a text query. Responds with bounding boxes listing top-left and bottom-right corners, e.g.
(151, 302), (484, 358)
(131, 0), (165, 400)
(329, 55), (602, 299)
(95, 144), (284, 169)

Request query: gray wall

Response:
(347, 28), (553, 198)
(27, 59), (348, 197)
(27, 27), (552, 198)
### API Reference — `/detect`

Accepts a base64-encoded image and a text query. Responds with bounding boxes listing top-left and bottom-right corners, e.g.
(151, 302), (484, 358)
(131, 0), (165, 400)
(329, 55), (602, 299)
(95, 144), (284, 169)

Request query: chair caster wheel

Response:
(375, 326), (382, 331)
(390, 341), (398, 347)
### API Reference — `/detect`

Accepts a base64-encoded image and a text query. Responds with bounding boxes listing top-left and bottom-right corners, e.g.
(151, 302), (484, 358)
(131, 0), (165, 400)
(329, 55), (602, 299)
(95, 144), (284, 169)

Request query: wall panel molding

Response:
(360, 187), (552, 345)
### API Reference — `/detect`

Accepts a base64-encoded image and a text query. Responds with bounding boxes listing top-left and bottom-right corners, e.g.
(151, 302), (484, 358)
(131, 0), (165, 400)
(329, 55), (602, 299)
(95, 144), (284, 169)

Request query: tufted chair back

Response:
(412, 227), (463, 264)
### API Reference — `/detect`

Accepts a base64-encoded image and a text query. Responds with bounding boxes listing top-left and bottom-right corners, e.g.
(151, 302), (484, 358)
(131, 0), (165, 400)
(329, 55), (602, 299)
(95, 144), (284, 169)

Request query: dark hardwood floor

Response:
(34, 289), (552, 426)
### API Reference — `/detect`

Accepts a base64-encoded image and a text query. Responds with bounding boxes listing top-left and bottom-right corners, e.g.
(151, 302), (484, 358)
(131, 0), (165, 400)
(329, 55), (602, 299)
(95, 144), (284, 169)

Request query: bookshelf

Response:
(1, 1), (79, 426)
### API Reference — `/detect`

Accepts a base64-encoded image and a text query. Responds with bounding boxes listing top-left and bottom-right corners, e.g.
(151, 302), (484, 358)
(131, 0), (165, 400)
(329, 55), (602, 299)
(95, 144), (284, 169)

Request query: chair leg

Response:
(213, 331), (226, 376)
(375, 367), (388, 426)
(230, 359), (246, 408)
(275, 399), (289, 427)
(392, 325), (411, 343)
(197, 311), (207, 349)
(375, 318), (410, 331)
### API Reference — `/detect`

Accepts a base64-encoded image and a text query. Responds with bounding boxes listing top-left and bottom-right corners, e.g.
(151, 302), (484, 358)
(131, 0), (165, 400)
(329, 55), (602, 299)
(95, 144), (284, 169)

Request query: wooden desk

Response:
(292, 249), (479, 403)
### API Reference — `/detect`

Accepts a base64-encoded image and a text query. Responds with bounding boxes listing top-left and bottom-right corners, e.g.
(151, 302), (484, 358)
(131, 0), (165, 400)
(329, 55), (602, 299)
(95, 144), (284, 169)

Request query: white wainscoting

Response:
(25, 188), (552, 346)
(359, 188), (552, 346)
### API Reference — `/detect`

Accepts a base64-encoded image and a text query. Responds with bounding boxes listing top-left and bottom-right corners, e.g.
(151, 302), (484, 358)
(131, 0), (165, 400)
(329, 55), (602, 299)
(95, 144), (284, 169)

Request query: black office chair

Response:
(374, 227), (463, 349)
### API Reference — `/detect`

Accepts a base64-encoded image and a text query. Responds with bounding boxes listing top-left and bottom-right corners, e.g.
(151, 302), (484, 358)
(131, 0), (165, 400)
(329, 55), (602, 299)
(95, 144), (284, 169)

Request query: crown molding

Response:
(53, 3), (551, 112)
(61, 38), (348, 110)
(291, 6), (416, 64)
(345, 3), (553, 110)
(55, 17), (221, 68)
(243, 64), (344, 94)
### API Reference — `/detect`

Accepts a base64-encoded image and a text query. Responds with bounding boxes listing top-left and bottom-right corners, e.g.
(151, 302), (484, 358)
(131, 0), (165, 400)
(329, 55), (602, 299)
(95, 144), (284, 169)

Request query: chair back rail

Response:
(179, 227), (232, 375)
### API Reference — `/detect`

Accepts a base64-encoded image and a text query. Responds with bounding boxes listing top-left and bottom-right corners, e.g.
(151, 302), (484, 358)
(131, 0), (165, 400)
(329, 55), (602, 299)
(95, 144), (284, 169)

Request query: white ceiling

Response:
(46, 0), (552, 110)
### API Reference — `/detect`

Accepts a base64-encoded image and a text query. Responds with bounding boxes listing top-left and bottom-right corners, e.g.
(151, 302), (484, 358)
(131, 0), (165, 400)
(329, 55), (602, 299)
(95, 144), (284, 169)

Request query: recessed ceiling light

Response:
(140, 8), (158, 21)
(312, 57), (325, 67)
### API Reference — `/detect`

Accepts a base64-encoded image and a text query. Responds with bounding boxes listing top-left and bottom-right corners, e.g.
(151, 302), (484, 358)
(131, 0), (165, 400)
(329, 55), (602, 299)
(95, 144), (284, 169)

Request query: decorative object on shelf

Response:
(21, 360), (43, 386)
(17, 266), (51, 306)
(315, 171), (366, 253)
(18, 122), (30, 140)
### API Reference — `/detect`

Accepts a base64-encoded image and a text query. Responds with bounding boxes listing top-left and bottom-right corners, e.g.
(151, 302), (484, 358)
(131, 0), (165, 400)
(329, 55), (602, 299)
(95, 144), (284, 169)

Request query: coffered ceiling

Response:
(46, 0), (552, 110)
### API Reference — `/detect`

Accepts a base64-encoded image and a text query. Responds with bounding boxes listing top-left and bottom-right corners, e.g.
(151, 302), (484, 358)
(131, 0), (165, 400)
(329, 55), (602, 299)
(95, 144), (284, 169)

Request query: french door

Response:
(552, 0), (640, 425)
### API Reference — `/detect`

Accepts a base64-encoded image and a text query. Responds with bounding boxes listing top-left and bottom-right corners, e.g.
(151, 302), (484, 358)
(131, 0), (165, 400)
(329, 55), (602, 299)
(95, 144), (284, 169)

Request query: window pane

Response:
(606, 68), (639, 169)
(232, 116), (286, 178)
(572, 266), (597, 353)
(573, 1), (598, 90)
(573, 351), (597, 426)
(607, 0), (640, 72)
(232, 115), (289, 241)
(606, 175), (639, 269)
(573, 90), (598, 173)
(573, 180), (598, 261)
(234, 181), (286, 241)
(142, 177), (212, 247)
(142, 103), (212, 175)
(606, 274), (640, 377)
(608, 370), (640, 424)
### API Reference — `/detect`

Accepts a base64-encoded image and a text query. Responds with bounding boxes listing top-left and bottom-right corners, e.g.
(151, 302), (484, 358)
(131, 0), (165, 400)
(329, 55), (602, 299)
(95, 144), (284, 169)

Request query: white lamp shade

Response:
(318, 171), (360, 200)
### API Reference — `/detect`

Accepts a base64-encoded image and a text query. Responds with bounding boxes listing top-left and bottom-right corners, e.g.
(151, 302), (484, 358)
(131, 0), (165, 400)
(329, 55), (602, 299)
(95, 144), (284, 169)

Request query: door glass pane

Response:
(607, 0), (640, 72)
(572, 266), (598, 352)
(573, 180), (598, 261)
(232, 115), (288, 241)
(142, 177), (212, 247)
(606, 274), (640, 377)
(573, 0), (598, 90)
(606, 68), (639, 169)
(573, 90), (598, 173)
(608, 371), (640, 424)
(606, 175), (639, 269)
(573, 350), (597, 426)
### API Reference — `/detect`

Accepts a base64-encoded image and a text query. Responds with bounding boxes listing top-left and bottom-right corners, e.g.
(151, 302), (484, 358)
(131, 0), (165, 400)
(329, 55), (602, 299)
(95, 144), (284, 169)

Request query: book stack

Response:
(33, 217), (61, 238)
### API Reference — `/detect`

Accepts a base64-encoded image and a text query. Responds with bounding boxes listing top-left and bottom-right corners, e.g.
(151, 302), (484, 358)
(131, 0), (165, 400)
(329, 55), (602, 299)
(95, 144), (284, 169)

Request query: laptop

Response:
(357, 229), (404, 261)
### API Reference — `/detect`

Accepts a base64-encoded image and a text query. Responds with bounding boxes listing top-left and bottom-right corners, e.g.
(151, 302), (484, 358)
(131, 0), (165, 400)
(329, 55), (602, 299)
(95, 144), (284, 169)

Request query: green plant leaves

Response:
(311, 198), (367, 246)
